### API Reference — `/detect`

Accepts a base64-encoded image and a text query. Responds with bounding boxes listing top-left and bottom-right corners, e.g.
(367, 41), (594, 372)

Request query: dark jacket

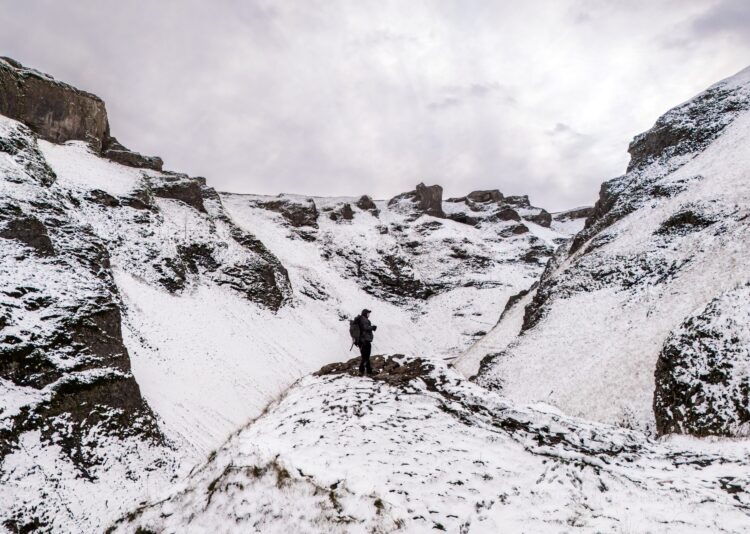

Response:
(356, 315), (375, 343)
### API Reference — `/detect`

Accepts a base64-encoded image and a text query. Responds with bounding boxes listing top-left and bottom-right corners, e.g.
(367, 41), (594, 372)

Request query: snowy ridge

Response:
(114, 356), (750, 533)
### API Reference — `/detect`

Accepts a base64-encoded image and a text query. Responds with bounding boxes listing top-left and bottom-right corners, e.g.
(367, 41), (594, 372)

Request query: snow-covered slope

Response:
(0, 59), (584, 531)
(471, 66), (750, 435)
(114, 356), (750, 534)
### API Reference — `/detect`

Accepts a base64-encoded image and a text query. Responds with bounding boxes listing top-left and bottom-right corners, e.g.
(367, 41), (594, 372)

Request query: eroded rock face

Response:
(654, 284), (750, 437)
(0, 118), (162, 474)
(0, 57), (163, 171)
(388, 182), (445, 218)
(102, 136), (163, 171)
(0, 57), (110, 151)
(149, 174), (206, 212)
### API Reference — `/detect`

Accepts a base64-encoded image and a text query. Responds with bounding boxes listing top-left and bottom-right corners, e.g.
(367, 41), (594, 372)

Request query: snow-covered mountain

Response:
(0, 57), (584, 532)
(464, 66), (750, 437)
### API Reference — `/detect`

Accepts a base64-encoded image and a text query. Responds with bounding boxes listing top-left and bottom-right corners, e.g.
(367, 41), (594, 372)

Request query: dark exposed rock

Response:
(0, 57), (163, 172)
(0, 214), (54, 256)
(498, 223), (529, 237)
(504, 195), (532, 208)
(86, 189), (120, 208)
(388, 182), (445, 218)
(149, 174), (206, 212)
(627, 85), (750, 172)
(654, 284), (750, 437)
(316, 354), (439, 391)
(553, 206), (594, 222)
(255, 198), (319, 228)
(223, 225), (292, 311)
(655, 207), (716, 236)
(467, 189), (504, 203)
(446, 212), (480, 227)
(102, 136), (163, 171)
(356, 195), (377, 211)
(0, 120), (163, 471)
(524, 209), (552, 227)
(0, 57), (109, 151)
(329, 203), (354, 222)
(120, 185), (155, 210)
(490, 207), (521, 222)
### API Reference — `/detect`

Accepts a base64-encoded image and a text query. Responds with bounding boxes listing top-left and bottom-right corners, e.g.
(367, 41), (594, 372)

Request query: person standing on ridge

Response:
(353, 309), (377, 376)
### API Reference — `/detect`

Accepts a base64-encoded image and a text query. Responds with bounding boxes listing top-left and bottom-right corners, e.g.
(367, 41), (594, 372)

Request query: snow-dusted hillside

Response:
(0, 58), (585, 532)
(114, 356), (750, 534)
(470, 66), (750, 435)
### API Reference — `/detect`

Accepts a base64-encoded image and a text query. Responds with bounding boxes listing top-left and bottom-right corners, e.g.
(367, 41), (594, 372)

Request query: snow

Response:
(115, 358), (750, 533)
(40, 139), (152, 196)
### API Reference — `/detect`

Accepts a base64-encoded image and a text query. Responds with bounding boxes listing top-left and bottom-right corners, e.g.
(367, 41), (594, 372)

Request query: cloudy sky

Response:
(2, 0), (749, 210)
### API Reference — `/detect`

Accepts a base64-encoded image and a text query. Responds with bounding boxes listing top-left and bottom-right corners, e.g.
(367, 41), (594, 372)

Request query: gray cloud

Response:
(692, 0), (750, 44)
(0, 0), (748, 211)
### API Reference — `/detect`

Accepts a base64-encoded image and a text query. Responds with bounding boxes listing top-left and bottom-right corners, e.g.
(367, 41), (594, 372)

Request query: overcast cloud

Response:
(1, 0), (748, 210)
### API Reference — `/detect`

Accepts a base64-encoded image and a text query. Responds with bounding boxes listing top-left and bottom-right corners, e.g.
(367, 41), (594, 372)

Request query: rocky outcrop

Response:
(0, 57), (109, 151)
(102, 136), (163, 171)
(553, 206), (594, 222)
(445, 189), (551, 229)
(388, 182), (445, 218)
(0, 214), (55, 256)
(253, 197), (319, 228)
(149, 174), (206, 212)
(328, 202), (354, 221)
(654, 284), (750, 437)
(0, 56), (162, 170)
(356, 194), (378, 212)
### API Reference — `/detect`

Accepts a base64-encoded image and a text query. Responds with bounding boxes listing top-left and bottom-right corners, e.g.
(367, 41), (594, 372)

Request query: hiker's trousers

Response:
(359, 341), (372, 374)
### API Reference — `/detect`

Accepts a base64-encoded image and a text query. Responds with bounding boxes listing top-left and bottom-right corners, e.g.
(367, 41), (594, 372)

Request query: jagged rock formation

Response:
(225, 187), (575, 310)
(114, 355), (750, 533)
(470, 65), (750, 436)
(388, 181), (445, 218)
(444, 188), (552, 231)
(0, 57), (162, 170)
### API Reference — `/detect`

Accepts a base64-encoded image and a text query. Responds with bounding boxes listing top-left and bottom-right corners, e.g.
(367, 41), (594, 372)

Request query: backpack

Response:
(349, 316), (361, 345)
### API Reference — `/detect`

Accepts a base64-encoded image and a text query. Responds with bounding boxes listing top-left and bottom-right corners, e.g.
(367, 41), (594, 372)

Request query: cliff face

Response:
(0, 57), (109, 150)
(0, 57), (162, 170)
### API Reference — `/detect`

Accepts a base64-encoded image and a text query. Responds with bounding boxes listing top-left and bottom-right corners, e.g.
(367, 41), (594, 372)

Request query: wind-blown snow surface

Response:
(115, 357), (750, 534)
(471, 66), (750, 433)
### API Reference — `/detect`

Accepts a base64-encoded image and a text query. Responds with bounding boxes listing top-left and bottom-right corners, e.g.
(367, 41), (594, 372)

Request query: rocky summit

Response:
(1, 56), (750, 534)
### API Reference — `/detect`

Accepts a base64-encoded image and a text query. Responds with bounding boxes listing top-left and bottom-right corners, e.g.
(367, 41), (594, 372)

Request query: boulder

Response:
(388, 182), (445, 218)
(329, 203), (354, 222)
(356, 195), (377, 211)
